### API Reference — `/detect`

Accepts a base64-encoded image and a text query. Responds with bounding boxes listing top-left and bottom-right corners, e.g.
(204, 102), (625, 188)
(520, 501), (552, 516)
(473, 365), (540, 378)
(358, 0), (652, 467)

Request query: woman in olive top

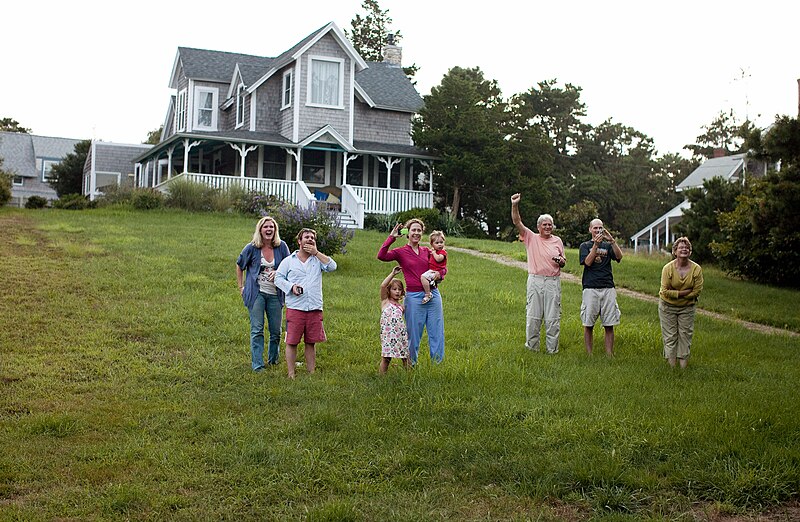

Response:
(658, 237), (704, 369)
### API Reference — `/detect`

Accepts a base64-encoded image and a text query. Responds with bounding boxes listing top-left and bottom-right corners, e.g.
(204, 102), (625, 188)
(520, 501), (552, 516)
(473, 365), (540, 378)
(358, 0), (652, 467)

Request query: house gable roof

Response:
(170, 47), (272, 87)
(0, 132), (81, 178)
(676, 153), (745, 192)
(355, 62), (423, 112)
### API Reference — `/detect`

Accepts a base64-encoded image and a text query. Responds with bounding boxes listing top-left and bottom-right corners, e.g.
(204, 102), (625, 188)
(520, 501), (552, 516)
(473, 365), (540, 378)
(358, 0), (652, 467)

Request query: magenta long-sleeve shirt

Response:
(377, 235), (430, 293)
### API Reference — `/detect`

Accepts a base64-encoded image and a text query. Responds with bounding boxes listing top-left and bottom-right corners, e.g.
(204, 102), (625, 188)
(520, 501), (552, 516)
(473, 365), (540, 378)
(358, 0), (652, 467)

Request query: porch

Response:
(155, 172), (434, 229)
(137, 132), (437, 229)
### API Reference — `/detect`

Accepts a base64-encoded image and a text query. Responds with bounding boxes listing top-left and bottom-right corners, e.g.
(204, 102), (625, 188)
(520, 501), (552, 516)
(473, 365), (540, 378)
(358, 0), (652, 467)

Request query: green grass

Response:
(1, 207), (799, 520)
(449, 236), (800, 333)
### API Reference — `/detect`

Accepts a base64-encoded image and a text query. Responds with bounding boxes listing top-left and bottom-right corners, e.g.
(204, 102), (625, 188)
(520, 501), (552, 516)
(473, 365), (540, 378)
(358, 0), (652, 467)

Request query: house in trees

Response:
(0, 131), (81, 207)
(133, 22), (436, 228)
(630, 152), (767, 253)
(82, 141), (152, 200)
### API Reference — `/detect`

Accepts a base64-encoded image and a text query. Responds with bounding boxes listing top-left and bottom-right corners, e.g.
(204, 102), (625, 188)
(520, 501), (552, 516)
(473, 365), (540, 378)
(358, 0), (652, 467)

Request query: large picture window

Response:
(282, 69), (293, 109)
(308, 57), (343, 108)
(302, 149), (326, 184)
(263, 148), (287, 180)
(194, 87), (218, 130)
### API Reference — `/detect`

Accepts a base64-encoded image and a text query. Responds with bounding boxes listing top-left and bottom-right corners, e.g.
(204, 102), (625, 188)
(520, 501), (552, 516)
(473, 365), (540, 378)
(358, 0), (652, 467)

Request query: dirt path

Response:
(451, 246), (799, 338)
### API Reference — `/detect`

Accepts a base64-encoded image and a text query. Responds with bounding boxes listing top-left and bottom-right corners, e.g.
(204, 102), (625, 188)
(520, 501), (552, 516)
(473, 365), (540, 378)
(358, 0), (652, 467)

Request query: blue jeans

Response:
(248, 292), (282, 370)
(404, 290), (445, 364)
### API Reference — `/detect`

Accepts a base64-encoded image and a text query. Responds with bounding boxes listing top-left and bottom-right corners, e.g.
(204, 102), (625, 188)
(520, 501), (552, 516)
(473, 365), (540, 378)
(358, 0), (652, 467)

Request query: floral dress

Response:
(380, 301), (409, 358)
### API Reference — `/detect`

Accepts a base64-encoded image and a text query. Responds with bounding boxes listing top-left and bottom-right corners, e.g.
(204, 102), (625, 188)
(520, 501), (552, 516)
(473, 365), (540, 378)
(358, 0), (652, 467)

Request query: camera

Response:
(294, 285), (304, 295)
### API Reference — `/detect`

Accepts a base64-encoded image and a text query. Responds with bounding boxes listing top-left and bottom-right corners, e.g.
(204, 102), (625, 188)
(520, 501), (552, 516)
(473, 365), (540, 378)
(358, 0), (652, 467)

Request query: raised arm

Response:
(510, 193), (526, 235)
(604, 230), (623, 261)
(377, 223), (403, 261)
(380, 266), (403, 300)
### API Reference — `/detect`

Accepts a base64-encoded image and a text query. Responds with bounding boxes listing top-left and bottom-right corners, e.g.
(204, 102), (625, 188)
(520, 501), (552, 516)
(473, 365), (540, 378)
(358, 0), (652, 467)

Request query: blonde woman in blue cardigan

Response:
(658, 237), (704, 369)
(236, 216), (291, 371)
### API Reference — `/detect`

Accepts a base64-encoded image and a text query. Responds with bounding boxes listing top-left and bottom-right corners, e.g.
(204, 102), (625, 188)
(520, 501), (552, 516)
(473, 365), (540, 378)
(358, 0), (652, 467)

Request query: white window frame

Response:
(193, 86), (219, 130)
(235, 83), (246, 128)
(12, 175), (23, 186)
(306, 56), (344, 109)
(281, 69), (293, 110)
(41, 159), (59, 182)
(176, 89), (187, 131)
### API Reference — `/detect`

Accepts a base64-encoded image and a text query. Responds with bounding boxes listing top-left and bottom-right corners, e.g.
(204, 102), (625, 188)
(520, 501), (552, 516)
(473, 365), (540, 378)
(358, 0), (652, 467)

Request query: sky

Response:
(3, 0), (798, 157)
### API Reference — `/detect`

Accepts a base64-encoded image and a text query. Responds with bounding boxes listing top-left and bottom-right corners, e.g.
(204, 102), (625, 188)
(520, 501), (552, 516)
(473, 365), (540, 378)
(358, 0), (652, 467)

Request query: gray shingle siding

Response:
(1, 132), (81, 205)
(353, 101), (413, 145)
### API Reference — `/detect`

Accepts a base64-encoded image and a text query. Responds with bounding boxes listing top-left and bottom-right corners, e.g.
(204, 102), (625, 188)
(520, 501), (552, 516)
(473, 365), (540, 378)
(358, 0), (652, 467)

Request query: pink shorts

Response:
(285, 308), (327, 345)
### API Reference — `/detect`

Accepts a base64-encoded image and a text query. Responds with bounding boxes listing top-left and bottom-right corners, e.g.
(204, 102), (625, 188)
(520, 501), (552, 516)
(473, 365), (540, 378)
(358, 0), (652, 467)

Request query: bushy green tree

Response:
(0, 158), (12, 206)
(0, 118), (30, 133)
(346, 0), (417, 77)
(684, 110), (752, 161)
(48, 139), (90, 197)
(711, 116), (800, 287)
(144, 126), (163, 145)
(555, 200), (599, 248)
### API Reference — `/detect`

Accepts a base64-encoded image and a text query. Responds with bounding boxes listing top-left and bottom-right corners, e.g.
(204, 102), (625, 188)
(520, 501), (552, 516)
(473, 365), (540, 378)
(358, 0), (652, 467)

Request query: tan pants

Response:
(658, 300), (695, 359)
(526, 274), (561, 354)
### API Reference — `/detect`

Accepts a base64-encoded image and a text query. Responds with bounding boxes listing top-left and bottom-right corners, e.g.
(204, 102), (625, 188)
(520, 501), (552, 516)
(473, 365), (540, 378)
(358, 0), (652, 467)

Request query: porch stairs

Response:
(336, 209), (359, 229)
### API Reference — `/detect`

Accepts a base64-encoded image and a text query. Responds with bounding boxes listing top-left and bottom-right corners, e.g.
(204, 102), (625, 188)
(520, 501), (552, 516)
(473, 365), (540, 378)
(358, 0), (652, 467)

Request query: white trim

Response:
(306, 55), (345, 109)
(88, 141), (97, 199)
(12, 175), (23, 186)
(176, 88), (187, 132)
(187, 80), (195, 132)
(354, 83), (375, 108)
(281, 69), (293, 110)
(349, 59), (355, 142)
(168, 51), (182, 89)
(293, 59), (301, 142)
(226, 66), (244, 99)
(193, 86), (219, 131)
(299, 124), (354, 152)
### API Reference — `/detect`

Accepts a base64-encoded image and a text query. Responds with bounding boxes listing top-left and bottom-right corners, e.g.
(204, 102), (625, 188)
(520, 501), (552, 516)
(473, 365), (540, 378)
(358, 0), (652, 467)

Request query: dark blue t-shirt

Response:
(579, 240), (618, 289)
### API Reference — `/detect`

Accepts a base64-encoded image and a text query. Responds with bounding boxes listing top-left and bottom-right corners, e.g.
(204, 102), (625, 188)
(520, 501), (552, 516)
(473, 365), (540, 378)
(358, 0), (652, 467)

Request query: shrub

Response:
(96, 184), (135, 206)
(273, 203), (353, 255)
(164, 179), (216, 211)
(131, 189), (164, 210)
(363, 212), (397, 233)
(394, 207), (442, 232)
(52, 194), (95, 210)
(234, 192), (286, 216)
(0, 171), (11, 206)
(25, 196), (48, 209)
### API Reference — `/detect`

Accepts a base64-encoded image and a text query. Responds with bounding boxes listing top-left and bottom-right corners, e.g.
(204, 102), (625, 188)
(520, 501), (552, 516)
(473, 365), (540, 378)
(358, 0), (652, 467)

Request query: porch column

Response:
(420, 160), (434, 193)
(229, 142), (258, 178)
(167, 145), (176, 180)
(377, 156), (401, 189)
(284, 148), (302, 182)
(665, 217), (670, 248)
(648, 228), (653, 254)
(182, 138), (202, 174)
(343, 152), (359, 186)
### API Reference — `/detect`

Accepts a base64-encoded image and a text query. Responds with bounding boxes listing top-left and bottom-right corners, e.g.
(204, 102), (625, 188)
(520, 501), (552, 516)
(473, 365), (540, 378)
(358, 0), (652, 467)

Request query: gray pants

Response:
(526, 274), (561, 353)
(658, 300), (696, 359)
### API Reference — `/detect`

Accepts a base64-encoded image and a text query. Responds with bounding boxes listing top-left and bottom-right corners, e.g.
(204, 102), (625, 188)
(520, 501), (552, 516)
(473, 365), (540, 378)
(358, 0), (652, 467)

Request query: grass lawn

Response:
(1, 207), (799, 520)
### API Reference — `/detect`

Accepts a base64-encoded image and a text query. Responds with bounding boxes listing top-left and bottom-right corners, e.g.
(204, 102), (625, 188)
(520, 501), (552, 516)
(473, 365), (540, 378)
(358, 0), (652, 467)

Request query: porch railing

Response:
(350, 186), (433, 215)
(157, 173), (298, 202)
(341, 185), (366, 229)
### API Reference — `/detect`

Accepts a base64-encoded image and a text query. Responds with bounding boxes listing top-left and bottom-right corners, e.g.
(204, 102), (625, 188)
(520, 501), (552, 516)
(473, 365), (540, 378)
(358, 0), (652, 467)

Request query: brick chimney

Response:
(713, 147), (727, 158)
(382, 33), (402, 67)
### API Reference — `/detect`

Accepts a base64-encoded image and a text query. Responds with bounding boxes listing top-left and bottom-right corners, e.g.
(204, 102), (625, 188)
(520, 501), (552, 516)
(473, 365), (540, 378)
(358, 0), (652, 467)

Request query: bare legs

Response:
(379, 357), (410, 374)
(584, 325), (615, 357)
(286, 342), (316, 378)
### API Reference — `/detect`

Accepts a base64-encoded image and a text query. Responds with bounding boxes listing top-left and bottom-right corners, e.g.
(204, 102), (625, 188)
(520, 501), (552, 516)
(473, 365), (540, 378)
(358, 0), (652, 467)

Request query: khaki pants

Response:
(658, 300), (696, 359)
(526, 274), (561, 354)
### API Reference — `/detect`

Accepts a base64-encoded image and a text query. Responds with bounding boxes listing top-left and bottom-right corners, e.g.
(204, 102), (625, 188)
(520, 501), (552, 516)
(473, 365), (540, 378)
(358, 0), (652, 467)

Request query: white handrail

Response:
(341, 184), (365, 229)
(351, 186), (433, 214)
(296, 180), (314, 209)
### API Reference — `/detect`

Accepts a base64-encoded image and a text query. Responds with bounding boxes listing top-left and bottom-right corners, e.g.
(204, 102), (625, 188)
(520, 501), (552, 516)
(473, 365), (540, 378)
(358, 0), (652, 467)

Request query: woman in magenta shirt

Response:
(377, 218), (444, 364)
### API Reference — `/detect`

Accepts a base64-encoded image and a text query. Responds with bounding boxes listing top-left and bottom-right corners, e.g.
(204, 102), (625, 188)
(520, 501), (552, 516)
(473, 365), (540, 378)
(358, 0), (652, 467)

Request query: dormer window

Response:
(281, 69), (293, 110)
(235, 83), (246, 128)
(307, 56), (344, 109)
(194, 86), (218, 130)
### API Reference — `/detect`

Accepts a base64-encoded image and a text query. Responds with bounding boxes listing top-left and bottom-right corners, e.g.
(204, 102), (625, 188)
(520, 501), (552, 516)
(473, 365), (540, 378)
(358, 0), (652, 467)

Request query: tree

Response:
(684, 110), (751, 161)
(555, 200), (600, 248)
(48, 140), (91, 197)
(412, 67), (512, 227)
(711, 116), (800, 287)
(345, 0), (418, 78)
(144, 126), (163, 145)
(0, 158), (12, 206)
(511, 79), (587, 156)
(0, 118), (31, 133)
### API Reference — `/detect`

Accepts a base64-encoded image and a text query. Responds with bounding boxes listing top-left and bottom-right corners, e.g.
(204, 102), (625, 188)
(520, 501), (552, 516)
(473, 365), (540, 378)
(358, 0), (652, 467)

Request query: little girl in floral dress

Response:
(379, 266), (410, 373)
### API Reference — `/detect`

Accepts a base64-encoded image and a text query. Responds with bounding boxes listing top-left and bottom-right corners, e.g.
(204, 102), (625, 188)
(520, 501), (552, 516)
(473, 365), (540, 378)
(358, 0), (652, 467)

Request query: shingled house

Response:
(0, 131), (81, 207)
(133, 22), (436, 228)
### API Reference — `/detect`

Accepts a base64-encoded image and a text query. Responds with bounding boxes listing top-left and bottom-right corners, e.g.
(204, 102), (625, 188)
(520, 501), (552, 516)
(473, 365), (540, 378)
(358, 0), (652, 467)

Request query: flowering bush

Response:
(273, 203), (353, 255)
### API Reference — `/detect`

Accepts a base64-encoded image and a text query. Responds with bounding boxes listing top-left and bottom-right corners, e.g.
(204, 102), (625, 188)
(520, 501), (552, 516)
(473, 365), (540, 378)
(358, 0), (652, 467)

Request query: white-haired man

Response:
(511, 193), (566, 354)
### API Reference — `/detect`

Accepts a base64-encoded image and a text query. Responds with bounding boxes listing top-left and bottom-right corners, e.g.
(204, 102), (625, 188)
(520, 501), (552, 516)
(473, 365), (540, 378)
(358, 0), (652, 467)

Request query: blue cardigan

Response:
(236, 241), (291, 309)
